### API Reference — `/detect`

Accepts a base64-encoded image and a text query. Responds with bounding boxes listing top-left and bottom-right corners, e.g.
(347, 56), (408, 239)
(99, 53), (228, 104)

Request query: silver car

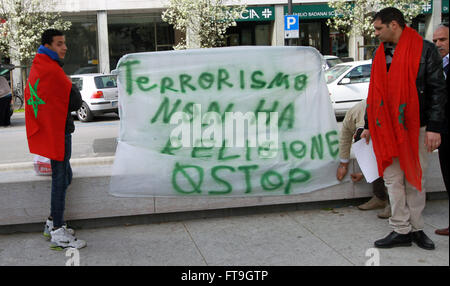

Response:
(70, 73), (118, 122)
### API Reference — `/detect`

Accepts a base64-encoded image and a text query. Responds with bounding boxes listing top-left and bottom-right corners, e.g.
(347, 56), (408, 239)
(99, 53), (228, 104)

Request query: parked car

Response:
(323, 55), (343, 70)
(70, 73), (118, 122)
(73, 65), (98, 75)
(325, 60), (372, 116)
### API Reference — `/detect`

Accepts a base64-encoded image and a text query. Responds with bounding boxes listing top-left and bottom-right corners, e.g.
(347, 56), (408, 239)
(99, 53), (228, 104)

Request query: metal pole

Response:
(288, 0), (293, 46)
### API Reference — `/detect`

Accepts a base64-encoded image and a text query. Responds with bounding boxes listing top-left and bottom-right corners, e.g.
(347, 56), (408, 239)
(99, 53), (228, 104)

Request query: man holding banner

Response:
(361, 8), (446, 250)
(25, 29), (86, 250)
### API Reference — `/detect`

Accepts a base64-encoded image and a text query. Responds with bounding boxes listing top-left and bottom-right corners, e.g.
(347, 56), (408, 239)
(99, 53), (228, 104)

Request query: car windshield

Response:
(325, 65), (351, 84)
(326, 58), (343, 68)
(94, 75), (117, 89)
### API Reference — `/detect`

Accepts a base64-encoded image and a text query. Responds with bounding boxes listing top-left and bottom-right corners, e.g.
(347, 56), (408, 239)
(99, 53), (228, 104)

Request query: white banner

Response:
(109, 46), (340, 197)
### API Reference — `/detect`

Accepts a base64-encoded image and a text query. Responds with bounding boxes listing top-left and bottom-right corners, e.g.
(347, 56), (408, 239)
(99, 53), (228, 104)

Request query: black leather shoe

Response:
(374, 231), (412, 248)
(412, 230), (435, 250)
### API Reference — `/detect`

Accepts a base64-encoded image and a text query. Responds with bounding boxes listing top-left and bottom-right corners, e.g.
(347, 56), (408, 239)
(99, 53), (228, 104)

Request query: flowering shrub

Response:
(162, 0), (247, 49)
(327, 0), (429, 39)
(0, 0), (71, 64)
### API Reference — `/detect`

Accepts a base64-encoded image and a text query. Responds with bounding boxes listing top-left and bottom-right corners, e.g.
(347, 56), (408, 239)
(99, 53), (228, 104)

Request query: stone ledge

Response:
(0, 153), (445, 226)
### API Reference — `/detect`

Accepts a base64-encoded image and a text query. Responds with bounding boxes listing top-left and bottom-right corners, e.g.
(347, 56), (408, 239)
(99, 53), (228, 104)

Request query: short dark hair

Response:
(41, 29), (64, 46)
(373, 7), (406, 29)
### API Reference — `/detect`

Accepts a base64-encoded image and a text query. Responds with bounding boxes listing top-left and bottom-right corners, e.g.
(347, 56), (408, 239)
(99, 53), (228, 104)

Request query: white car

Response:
(323, 55), (343, 70)
(70, 73), (119, 122)
(325, 60), (372, 116)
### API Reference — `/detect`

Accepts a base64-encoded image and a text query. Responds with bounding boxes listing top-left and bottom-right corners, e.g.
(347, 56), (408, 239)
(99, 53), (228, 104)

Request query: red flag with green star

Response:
(366, 27), (423, 191)
(25, 53), (72, 161)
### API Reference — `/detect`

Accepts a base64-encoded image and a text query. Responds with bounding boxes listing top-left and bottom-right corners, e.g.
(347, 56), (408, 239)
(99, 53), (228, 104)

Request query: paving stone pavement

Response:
(0, 199), (448, 266)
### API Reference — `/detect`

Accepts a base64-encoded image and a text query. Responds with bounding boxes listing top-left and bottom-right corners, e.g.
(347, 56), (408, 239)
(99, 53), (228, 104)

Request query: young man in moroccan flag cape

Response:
(24, 29), (86, 250)
(25, 42), (71, 161)
(361, 8), (446, 250)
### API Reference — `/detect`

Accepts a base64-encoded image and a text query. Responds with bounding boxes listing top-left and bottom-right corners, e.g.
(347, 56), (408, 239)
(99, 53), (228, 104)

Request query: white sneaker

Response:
(50, 227), (87, 251)
(43, 219), (75, 240)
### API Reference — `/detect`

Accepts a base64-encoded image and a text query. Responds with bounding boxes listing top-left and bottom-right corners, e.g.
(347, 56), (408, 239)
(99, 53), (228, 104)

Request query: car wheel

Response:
(77, 102), (94, 122)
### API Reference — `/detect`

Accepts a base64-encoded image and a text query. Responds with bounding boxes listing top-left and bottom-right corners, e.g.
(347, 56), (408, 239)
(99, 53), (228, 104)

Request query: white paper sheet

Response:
(352, 139), (380, 183)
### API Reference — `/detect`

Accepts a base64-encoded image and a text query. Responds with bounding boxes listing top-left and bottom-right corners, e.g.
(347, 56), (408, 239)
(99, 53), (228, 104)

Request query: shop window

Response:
(298, 22), (321, 51)
(63, 15), (99, 75)
(329, 28), (349, 58)
(241, 28), (253, 45)
(225, 22), (272, 46)
(411, 15), (427, 38)
(108, 14), (174, 71)
(255, 24), (271, 45)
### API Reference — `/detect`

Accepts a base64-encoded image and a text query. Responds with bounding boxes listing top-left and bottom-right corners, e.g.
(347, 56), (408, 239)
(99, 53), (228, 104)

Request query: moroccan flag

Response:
(25, 53), (72, 161)
(367, 26), (423, 191)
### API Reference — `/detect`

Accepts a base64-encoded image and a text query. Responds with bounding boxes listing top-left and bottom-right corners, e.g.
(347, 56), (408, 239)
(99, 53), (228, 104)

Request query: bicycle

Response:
(13, 84), (24, 110)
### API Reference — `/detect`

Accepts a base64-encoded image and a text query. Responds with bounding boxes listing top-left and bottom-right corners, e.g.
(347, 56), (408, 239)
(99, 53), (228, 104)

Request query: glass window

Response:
(345, 64), (372, 83)
(71, 77), (83, 91)
(241, 28), (253, 45)
(63, 15), (99, 75)
(225, 22), (272, 46)
(108, 14), (174, 71)
(94, 75), (117, 89)
(329, 28), (349, 58)
(324, 65), (351, 83)
(156, 22), (175, 51)
(298, 22), (321, 51)
(326, 57), (343, 68)
(255, 24), (270, 45)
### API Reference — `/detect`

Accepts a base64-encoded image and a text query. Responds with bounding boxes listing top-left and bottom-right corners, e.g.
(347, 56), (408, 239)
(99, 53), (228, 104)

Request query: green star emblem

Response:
(27, 79), (45, 118)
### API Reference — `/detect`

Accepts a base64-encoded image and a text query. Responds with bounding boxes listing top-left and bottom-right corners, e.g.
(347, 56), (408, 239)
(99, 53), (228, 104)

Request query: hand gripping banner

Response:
(109, 46), (339, 197)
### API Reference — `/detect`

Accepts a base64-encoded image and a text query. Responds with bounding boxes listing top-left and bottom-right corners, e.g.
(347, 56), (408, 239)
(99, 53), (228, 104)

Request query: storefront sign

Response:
(421, 1), (432, 14)
(284, 4), (338, 20)
(110, 47), (340, 197)
(443, 0), (449, 13)
(237, 6), (274, 22)
(282, 2), (438, 19)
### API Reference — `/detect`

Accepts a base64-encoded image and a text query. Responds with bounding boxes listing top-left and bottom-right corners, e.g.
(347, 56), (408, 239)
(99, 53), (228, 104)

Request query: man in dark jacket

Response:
(433, 23), (449, 236)
(361, 8), (446, 250)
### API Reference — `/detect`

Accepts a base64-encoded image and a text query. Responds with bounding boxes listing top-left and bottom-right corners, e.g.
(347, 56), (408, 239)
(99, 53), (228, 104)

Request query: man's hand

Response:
(351, 173), (364, 182)
(336, 162), (349, 181)
(425, 131), (441, 152)
(361, 129), (371, 144)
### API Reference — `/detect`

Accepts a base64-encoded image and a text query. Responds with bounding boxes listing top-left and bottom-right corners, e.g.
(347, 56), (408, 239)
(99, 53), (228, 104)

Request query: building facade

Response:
(54, 0), (448, 75)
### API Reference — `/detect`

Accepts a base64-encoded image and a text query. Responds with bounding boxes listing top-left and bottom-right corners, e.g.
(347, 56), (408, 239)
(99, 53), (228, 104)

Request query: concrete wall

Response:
(0, 153), (445, 226)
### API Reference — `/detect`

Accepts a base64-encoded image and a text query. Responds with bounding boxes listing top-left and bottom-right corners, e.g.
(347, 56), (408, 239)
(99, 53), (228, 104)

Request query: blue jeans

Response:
(50, 133), (73, 229)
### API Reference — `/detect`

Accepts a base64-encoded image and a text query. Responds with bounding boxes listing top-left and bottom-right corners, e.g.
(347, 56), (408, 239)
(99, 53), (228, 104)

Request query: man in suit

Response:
(433, 23), (449, 236)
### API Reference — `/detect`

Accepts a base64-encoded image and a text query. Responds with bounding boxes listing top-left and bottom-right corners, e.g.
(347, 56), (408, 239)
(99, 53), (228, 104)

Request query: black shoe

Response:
(412, 230), (435, 250)
(374, 231), (412, 248)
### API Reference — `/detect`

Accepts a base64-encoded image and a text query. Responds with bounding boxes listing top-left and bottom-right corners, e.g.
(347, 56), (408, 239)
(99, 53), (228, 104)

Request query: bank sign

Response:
(237, 6), (275, 22)
(283, 4), (339, 20)
(283, 2), (438, 19)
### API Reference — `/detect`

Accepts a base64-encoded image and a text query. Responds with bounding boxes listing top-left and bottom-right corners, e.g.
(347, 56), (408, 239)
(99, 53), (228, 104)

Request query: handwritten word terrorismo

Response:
(120, 60), (309, 95)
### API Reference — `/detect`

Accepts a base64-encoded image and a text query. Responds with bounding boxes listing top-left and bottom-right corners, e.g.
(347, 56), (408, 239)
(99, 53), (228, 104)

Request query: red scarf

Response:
(25, 54), (72, 161)
(367, 26), (423, 191)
